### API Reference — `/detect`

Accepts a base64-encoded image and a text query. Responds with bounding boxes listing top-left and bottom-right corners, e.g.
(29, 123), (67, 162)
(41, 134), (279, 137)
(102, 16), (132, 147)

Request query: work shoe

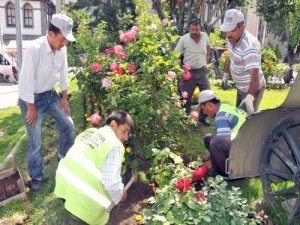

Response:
(198, 118), (210, 126)
(30, 178), (48, 191)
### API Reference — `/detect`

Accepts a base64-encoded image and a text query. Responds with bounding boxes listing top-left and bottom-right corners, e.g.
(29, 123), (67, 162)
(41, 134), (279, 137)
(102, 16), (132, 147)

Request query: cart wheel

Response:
(261, 117), (300, 224)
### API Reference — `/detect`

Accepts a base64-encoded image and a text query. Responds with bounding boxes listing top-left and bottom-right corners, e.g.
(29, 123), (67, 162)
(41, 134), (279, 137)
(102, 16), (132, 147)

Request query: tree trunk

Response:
(177, 2), (186, 35)
(152, 0), (165, 20)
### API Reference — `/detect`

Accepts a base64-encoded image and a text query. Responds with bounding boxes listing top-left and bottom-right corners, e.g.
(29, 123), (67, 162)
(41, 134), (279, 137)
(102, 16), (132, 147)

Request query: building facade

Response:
(0, 0), (56, 45)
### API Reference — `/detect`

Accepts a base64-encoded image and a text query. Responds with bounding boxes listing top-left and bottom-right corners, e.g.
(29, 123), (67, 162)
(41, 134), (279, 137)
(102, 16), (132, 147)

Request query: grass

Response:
(0, 80), (291, 224)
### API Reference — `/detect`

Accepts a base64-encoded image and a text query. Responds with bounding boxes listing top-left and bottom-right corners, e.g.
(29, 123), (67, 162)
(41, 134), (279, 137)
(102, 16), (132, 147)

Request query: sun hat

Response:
(198, 90), (218, 105)
(51, 14), (75, 42)
(220, 9), (244, 32)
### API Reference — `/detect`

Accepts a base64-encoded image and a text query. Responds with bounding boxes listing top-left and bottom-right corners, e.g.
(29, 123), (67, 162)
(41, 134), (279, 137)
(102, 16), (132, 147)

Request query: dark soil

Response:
(107, 181), (153, 225)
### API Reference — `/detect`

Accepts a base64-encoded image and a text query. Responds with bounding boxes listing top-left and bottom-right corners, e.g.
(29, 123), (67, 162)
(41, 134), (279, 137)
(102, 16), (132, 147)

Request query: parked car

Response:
(0, 52), (18, 83)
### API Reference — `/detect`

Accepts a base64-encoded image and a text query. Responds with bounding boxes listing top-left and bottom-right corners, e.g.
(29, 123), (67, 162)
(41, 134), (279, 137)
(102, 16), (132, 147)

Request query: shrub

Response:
(73, 8), (194, 170)
(143, 148), (269, 225)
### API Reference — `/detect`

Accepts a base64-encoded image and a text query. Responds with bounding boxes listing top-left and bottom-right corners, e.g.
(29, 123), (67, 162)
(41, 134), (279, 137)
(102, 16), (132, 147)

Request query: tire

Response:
(261, 117), (300, 224)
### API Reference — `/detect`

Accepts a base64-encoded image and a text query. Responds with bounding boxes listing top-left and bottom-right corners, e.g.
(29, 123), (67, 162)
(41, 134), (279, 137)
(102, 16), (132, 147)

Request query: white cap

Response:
(198, 90), (218, 104)
(220, 9), (244, 32)
(51, 14), (75, 42)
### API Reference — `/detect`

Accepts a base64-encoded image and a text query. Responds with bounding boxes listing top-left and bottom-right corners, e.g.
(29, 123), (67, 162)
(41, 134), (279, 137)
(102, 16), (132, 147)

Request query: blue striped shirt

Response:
(215, 105), (238, 138)
(228, 31), (265, 92)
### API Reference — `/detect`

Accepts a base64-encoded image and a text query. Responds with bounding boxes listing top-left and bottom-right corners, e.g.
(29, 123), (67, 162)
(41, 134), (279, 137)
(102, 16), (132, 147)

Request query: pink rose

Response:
(117, 51), (127, 60)
(120, 33), (131, 43)
(105, 48), (114, 55)
(183, 72), (192, 81)
(167, 71), (176, 80)
(131, 25), (138, 32)
(183, 64), (191, 71)
(128, 64), (136, 73)
(101, 78), (112, 87)
(181, 91), (188, 99)
(116, 67), (124, 75)
(114, 45), (124, 55)
(91, 62), (101, 73)
(90, 113), (101, 125)
(190, 111), (199, 120)
(110, 62), (119, 72)
(162, 19), (168, 27)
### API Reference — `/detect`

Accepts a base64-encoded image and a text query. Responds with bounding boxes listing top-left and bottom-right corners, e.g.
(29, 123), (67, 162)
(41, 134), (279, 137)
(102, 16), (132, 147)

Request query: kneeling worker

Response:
(199, 90), (246, 177)
(54, 110), (134, 224)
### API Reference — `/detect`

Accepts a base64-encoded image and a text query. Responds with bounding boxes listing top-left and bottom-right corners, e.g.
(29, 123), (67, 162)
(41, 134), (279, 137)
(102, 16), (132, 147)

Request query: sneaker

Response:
(198, 118), (210, 126)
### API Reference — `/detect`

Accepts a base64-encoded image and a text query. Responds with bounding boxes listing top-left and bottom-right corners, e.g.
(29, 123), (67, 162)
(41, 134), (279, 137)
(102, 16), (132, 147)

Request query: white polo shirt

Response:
(175, 32), (210, 69)
(228, 31), (265, 92)
(19, 36), (69, 103)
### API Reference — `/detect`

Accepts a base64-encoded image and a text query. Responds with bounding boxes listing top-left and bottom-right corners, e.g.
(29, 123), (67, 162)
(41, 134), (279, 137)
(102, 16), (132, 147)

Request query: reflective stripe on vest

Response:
(57, 164), (111, 209)
(68, 150), (103, 181)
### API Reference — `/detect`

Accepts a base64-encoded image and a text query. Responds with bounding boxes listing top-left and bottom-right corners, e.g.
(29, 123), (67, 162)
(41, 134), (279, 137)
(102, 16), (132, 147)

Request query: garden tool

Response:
(107, 171), (138, 212)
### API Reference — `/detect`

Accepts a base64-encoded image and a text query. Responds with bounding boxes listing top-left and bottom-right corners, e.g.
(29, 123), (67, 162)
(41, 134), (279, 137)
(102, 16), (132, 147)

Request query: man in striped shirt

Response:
(199, 90), (246, 177)
(220, 9), (265, 115)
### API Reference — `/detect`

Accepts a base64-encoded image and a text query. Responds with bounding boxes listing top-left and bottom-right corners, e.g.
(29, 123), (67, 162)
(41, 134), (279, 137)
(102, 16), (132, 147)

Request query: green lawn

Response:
(0, 80), (291, 224)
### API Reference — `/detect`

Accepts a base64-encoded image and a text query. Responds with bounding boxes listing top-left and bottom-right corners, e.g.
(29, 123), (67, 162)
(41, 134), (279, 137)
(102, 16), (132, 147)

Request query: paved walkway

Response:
(0, 82), (19, 110)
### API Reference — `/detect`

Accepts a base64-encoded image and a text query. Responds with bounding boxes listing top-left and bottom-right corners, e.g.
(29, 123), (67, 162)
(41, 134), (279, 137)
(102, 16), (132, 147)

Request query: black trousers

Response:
(203, 133), (231, 176)
(182, 66), (210, 114)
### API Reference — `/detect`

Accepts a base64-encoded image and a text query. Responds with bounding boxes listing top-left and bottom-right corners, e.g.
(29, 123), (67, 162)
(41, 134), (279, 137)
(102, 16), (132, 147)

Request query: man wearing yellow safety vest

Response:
(54, 110), (134, 224)
(198, 90), (246, 178)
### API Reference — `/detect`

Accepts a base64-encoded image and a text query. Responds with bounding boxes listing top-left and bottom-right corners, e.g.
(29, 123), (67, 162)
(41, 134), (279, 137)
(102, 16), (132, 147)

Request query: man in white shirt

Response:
(220, 9), (265, 114)
(18, 14), (76, 191)
(175, 18), (211, 126)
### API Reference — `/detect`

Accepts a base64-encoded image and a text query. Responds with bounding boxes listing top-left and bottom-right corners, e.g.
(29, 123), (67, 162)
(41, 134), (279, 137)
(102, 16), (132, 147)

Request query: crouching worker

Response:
(199, 90), (246, 177)
(54, 110), (134, 225)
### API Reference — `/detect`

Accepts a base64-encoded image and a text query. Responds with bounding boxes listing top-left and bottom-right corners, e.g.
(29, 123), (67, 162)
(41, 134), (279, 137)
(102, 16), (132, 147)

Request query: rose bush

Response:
(73, 6), (195, 170)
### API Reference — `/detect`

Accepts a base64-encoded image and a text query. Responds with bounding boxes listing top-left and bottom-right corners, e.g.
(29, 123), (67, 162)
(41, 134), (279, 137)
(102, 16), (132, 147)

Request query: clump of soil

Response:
(107, 181), (153, 225)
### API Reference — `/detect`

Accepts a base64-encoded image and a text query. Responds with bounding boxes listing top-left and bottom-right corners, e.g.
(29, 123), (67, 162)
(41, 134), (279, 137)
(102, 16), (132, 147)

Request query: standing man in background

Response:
(175, 18), (211, 126)
(220, 9), (265, 114)
(18, 13), (76, 191)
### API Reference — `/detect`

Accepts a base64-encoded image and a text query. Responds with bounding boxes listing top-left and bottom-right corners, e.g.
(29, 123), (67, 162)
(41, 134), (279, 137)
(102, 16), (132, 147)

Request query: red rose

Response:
(192, 166), (207, 181)
(259, 210), (266, 218)
(176, 178), (192, 192)
(196, 192), (207, 202)
(176, 178), (185, 192)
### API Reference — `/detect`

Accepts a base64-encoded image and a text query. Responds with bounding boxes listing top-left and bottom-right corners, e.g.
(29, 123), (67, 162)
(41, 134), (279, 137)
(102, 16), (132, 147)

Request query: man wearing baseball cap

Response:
(198, 90), (246, 177)
(18, 13), (76, 191)
(220, 9), (265, 115)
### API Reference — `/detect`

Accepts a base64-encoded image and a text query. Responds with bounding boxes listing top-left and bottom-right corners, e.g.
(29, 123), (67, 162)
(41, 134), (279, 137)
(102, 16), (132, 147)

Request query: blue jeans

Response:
(19, 90), (75, 180)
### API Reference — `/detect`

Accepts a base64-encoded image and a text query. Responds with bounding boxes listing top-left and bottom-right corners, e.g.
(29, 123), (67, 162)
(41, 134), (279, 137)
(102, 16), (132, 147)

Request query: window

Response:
(6, 2), (15, 27)
(23, 3), (33, 27)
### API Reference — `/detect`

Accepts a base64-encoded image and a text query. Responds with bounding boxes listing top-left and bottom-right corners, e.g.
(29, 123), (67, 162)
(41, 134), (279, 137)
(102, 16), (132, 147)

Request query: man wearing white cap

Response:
(198, 90), (246, 177)
(220, 9), (265, 115)
(18, 14), (76, 191)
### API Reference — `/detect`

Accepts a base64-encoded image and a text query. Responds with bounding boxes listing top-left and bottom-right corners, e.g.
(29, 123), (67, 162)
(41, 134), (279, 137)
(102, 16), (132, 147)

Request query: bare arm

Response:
(206, 45), (210, 64)
(248, 68), (260, 97)
(224, 60), (231, 74)
(59, 90), (71, 116)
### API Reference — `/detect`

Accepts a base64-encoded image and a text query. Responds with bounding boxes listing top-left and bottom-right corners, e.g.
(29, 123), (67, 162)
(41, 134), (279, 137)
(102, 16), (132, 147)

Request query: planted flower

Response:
(192, 165), (207, 181)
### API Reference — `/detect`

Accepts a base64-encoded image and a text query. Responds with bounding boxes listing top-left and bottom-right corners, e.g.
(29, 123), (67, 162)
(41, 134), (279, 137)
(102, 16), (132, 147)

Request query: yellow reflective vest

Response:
(54, 126), (124, 225)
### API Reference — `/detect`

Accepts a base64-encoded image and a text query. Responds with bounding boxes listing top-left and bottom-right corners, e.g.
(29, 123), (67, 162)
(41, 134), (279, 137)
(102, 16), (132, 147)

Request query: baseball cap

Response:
(198, 90), (218, 105)
(51, 14), (75, 42)
(220, 9), (244, 32)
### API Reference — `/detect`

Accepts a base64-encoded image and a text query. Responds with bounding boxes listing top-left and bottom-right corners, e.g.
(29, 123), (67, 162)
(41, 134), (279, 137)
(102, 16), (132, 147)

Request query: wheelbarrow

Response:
(0, 157), (27, 206)
(226, 73), (300, 224)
